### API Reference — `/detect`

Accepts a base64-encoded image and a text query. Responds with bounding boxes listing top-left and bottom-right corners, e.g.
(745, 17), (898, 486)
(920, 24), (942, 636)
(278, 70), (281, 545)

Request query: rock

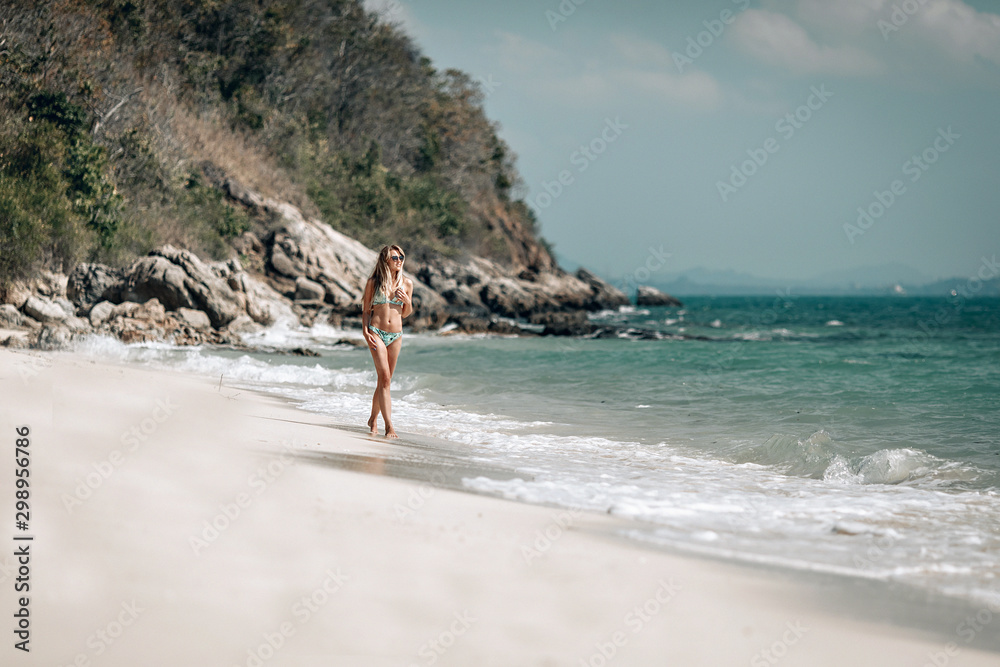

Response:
(448, 313), (491, 334)
(110, 301), (145, 319)
(122, 246), (242, 328)
(121, 255), (193, 310)
(444, 313), (525, 335)
(636, 285), (683, 307)
(107, 313), (163, 344)
(224, 314), (262, 335)
(263, 201), (376, 308)
(108, 298), (166, 328)
(294, 276), (326, 302)
(55, 297), (76, 318)
(0, 281), (31, 309)
(260, 199), (448, 325)
(133, 298), (166, 322)
(332, 337), (367, 349)
(31, 271), (68, 299)
(64, 316), (92, 333)
(222, 178), (264, 211)
(1, 332), (29, 348)
(0, 304), (24, 328)
(416, 256), (626, 324)
(479, 278), (555, 318)
(269, 245), (299, 279)
(89, 301), (115, 327)
(531, 310), (595, 337)
(230, 232), (266, 272)
(176, 308), (212, 330)
(22, 296), (67, 323)
(66, 263), (124, 310)
(575, 268), (631, 311)
(33, 324), (73, 350)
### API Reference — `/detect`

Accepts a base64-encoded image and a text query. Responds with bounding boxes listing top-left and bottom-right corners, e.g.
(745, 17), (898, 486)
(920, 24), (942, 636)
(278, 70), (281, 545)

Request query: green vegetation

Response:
(0, 0), (548, 285)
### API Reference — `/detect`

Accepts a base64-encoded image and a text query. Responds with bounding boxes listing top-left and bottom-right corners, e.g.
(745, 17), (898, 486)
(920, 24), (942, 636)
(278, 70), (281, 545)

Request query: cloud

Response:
(730, 9), (884, 76)
(915, 0), (1000, 66)
(755, 0), (1000, 80)
(492, 31), (723, 110)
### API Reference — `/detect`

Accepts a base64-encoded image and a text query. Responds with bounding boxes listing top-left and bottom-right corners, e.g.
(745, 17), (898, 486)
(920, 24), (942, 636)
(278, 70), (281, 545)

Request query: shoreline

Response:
(2, 347), (998, 666)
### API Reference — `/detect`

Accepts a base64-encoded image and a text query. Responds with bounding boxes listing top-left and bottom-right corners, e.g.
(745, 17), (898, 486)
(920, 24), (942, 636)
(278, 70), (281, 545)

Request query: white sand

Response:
(1, 347), (997, 666)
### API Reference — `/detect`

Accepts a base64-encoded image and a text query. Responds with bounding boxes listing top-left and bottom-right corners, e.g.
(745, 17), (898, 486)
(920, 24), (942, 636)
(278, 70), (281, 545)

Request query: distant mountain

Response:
(801, 263), (935, 290)
(601, 263), (1000, 297)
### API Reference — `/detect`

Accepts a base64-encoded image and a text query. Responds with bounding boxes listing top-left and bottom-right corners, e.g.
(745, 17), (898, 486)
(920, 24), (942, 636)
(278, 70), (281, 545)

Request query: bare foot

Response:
(385, 427), (398, 439)
(367, 415), (377, 435)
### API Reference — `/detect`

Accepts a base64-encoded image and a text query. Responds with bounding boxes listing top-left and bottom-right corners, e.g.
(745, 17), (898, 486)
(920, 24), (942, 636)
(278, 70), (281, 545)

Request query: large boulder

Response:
(22, 296), (67, 323)
(215, 259), (297, 326)
(67, 263), (124, 311)
(33, 324), (73, 350)
(263, 201), (376, 309)
(89, 301), (115, 327)
(260, 199), (447, 324)
(121, 246), (243, 328)
(0, 281), (31, 309)
(176, 308), (212, 330)
(294, 276), (325, 303)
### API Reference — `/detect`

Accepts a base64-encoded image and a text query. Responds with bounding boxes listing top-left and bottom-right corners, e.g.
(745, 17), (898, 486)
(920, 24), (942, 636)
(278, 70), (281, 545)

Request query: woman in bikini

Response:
(362, 244), (413, 438)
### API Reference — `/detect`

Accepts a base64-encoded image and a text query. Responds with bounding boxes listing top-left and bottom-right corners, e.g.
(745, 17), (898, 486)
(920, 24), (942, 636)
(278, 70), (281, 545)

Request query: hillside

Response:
(0, 0), (554, 285)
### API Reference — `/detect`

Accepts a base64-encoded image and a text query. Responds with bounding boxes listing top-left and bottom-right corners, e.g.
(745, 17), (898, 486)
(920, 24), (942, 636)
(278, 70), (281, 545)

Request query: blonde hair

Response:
(369, 245), (404, 304)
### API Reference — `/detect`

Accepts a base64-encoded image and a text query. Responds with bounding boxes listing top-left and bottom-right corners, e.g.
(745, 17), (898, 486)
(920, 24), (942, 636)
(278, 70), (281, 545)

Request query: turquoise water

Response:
(85, 295), (1000, 605)
(401, 296), (1000, 486)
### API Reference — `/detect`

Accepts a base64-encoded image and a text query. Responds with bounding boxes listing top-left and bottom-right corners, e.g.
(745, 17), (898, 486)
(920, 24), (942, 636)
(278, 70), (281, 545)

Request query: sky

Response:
(364, 0), (1000, 285)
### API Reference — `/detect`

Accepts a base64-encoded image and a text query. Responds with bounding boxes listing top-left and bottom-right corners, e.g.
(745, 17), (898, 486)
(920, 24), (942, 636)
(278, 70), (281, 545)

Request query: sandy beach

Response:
(1, 347), (998, 667)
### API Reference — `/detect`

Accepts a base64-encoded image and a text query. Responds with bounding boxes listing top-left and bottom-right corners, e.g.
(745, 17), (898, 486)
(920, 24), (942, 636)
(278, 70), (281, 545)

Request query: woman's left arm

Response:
(400, 279), (415, 318)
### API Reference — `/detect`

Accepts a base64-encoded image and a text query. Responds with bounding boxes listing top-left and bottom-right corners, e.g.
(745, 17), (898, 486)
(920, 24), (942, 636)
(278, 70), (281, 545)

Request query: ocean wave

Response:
(727, 430), (989, 488)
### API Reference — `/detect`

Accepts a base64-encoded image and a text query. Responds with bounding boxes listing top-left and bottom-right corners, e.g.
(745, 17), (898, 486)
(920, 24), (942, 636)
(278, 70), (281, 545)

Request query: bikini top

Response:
(371, 288), (403, 306)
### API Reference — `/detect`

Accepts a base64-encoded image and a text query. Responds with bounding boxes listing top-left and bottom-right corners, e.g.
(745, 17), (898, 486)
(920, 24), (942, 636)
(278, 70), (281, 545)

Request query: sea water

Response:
(76, 295), (1000, 607)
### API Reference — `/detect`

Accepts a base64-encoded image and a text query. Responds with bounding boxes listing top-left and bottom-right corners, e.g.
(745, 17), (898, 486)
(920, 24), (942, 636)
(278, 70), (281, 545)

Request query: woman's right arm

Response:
(361, 279), (376, 347)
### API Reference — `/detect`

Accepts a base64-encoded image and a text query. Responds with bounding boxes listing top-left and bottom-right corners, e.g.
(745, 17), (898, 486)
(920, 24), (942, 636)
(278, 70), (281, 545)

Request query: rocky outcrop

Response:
(415, 256), (628, 323)
(1, 174), (636, 347)
(2, 243), (295, 348)
(636, 286), (683, 307)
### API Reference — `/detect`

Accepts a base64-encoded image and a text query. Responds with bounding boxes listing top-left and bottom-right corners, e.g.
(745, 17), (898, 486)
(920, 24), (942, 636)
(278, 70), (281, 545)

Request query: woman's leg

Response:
(368, 336), (398, 438)
(368, 337), (389, 435)
(382, 336), (403, 437)
(367, 392), (380, 435)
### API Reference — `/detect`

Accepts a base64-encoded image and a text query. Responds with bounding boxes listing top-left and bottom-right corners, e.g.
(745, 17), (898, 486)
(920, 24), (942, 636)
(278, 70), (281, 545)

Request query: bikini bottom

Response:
(368, 325), (402, 347)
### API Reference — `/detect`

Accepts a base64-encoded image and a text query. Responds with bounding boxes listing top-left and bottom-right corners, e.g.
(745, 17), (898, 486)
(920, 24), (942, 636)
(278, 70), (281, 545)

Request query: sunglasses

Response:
(390, 255), (405, 261)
